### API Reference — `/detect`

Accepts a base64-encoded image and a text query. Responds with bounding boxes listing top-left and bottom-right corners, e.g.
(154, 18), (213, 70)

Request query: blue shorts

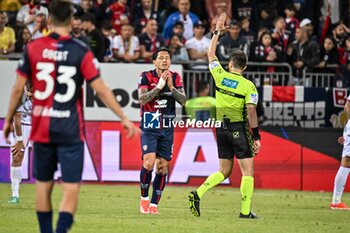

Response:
(141, 128), (174, 161)
(33, 142), (84, 183)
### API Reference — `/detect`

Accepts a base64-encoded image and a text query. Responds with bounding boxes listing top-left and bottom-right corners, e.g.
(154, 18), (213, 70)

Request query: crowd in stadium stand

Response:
(1, 0), (350, 83)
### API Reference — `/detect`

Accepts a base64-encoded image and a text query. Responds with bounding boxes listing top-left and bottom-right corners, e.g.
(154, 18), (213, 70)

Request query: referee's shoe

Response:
(189, 191), (200, 217)
(239, 211), (258, 219)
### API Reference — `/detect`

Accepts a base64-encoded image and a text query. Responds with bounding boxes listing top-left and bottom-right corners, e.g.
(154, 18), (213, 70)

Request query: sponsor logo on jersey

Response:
(222, 78), (238, 89)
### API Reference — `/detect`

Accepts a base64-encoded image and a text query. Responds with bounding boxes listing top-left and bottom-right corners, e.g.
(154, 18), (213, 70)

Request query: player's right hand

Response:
(121, 119), (141, 139)
(2, 120), (13, 144)
(338, 136), (345, 145)
(11, 141), (25, 157)
(253, 140), (261, 154)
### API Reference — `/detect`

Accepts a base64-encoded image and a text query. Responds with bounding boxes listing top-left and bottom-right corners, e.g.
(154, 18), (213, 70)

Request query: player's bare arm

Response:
(90, 77), (140, 138)
(11, 112), (25, 157)
(138, 87), (161, 106)
(166, 76), (186, 106)
(247, 104), (261, 153)
(3, 75), (27, 143)
(208, 13), (228, 63)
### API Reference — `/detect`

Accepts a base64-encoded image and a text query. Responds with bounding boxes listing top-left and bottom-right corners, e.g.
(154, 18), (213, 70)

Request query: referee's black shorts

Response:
(215, 122), (255, 159)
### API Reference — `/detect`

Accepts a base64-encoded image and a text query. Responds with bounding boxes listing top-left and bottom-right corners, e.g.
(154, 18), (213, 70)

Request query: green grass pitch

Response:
(0, 183), (349, 233)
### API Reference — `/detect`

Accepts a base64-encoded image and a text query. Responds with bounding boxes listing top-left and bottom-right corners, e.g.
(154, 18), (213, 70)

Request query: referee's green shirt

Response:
(208, 60), (258, 122)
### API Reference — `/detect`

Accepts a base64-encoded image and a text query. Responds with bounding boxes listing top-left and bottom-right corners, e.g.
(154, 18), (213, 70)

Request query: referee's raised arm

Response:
(208, 13), (228, 62)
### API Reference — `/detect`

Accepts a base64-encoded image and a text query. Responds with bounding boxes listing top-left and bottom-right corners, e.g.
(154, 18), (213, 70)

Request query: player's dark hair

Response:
(197, 80), (209, 94)
(48, 0), (73, 26)
(229, 49), (247, 70)
(81, 13), (96, 26)
(152, 47), (172, 60)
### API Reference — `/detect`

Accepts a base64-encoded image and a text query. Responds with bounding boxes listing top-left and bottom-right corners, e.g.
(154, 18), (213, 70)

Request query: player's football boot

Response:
(330, 202), (350, 210)
(189, 191), (200, 217)
(140, 198), (150, 214)
(7, 196), (19, 204)
(148, 205), (160, 215)
(239, 211), (258, 219)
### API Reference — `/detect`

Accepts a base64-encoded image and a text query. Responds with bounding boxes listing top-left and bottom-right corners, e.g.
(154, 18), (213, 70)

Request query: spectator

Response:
(240, 16), (255, 44)
(106, 0), (130, 35)
(340, 34), (350, 85)
(16, 0), (48, 32)
(185, 21), (210, 69)
(163, 0), (200, 40)
(133, 0), (162, 34)
(15, 26), (31, 53)
(256, 0), (275, 30)
(0, 11), (15, 55)
(315, 36), (339, 72)
(0, 0), (21, 26)
(284, 3), (299, 44)
(170, 21), (186, 45)
(71, 16), (88, 44)
(81, 13), (106, 62)
(287, 27), (320, 83)
(271, 16), (288, 52)
(112, 24), (140, 62)
(332, 23), (349, 49)
(217, 20), (249, 61)
(138, 18), (165, 62)
(251, 31), (280, 65)
(189, 0), (208, 23)
(167, 34), (189, 62)
(232, 0), (257, 31)
(74, 0), (106, 27)
(31, 13), (49, 40)
(101, 21), (114, 62)
(205, 0), (232, 23)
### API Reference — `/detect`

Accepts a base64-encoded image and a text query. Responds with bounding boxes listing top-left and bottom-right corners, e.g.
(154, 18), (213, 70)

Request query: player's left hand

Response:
(122, 119), (141, 139)
(253, 140), (261, 154)
(2, 120), (13, 144)
(338, 136), (345, 145)
(166, 73), (174, 90)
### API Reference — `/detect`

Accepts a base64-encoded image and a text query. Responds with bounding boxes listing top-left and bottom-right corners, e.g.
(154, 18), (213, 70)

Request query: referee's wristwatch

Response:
(213, 29), (220, 35)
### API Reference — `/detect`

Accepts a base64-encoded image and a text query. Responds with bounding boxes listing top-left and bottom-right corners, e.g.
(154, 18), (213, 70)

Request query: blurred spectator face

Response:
(295, 28), (306, 41)
(22, 27), (31, 42)
(262, 34), (272, 47)
(210, 18), (217, 32)
(35, 14), (46, 28)
(72, 18), (82, 35)
(81, 0), (93, 11)
(142, 0), (153, 10)
(229, 25), (240, 39)
(169, 35), (181, 48)
(173, 24), (184, 36)
(284, 9), (295, 18)
(118, 0), (127, 5)
(334, 24), (346, 40)
(193, 26), (205, 38)
(121, 25), (133, 40)
(111, 29), (117, 37)
(323, 38), (335, 52)
(0, 13), (5, 28)
(102, 28), (111, 37)
(81, 20), (91, 31)
(257, 27), (269, 41)
(178, 0), (191, 15)
(275, 18), (285, 30)
(146, 19), (158, 35)
(240, 18), (250, 32)
(345, 37), (350, 50)
(304, 23), (313, 36)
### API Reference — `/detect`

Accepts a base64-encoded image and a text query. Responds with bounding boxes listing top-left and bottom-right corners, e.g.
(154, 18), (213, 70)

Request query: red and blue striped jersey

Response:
(16, 32), (100, 143)
(138, 69), (183, 122)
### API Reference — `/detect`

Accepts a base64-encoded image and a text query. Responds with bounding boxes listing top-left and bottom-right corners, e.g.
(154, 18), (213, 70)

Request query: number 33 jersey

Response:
(16, 32), (100, 143)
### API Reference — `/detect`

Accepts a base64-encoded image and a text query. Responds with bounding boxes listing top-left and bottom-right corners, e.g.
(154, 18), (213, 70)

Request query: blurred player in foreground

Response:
(138, 47), (186, 214)
(188, 13), (261, 219)
(3, 1), (139, 232)
(331, 96), (350, 210)
(8, 81), (33, 204)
